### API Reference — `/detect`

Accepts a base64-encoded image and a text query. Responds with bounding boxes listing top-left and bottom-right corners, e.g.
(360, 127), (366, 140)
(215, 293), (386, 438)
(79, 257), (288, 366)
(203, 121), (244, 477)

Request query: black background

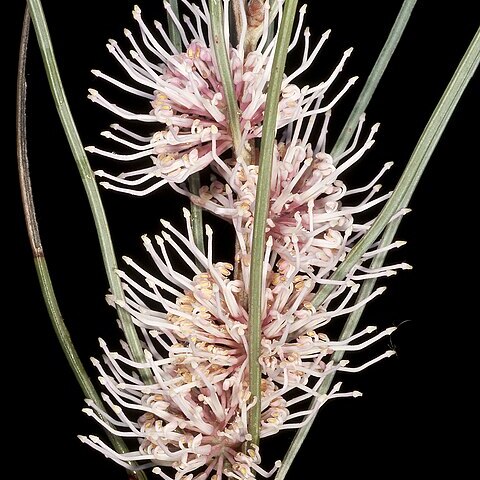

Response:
(11, 1), (478, 479)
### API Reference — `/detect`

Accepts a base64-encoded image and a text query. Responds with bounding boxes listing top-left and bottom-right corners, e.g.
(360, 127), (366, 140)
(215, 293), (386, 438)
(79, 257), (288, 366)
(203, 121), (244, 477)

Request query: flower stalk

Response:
(247, 0), (298, 448)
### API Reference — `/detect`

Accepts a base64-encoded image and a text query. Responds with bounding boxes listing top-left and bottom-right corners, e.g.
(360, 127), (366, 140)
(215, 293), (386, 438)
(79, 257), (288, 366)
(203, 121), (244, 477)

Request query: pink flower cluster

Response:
(87, 3), (303, 195)
(82, 2), (407, 479)
(81, 209), (399, 479)
(87, 2), (355, 197)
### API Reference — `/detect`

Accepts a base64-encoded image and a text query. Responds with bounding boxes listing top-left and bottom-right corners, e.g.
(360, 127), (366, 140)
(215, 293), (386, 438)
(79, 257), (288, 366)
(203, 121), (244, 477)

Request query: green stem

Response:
(187, 175), (206, 257)
(26, 0), (153, 384)
(276, 24), (480, 480)
(331, 0), (417, 159)
(166, 0), (182, 51)
(16, 10), (147, 480)
(247, 0), (298, 448)
(209, 0), (243, 156)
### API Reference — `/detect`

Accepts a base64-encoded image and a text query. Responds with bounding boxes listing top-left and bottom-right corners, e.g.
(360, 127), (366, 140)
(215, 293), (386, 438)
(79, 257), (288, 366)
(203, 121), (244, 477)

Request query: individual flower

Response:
(80, 209), (402, 479)
(86, 1), (356, 196)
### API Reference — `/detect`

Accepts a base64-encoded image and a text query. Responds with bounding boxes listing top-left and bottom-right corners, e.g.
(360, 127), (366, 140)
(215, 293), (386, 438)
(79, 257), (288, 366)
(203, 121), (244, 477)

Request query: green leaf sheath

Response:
(26, 0), (153, 384)
(331, 0), (417, 159)
(16, 10), (147, 480)
(276, 23), (480, 480)
(247, 0), (299, 448)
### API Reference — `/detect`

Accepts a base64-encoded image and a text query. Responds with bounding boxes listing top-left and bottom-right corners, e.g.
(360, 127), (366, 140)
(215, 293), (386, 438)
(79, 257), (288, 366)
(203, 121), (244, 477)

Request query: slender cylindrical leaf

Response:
(26, 0), (153, 384)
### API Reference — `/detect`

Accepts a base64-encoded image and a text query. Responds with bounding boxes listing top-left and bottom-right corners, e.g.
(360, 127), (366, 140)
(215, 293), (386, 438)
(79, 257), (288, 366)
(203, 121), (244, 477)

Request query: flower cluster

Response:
(82, 2), (407, 479)
(171, 115), (396, 275)
(87, 2), (355, 196)
(81, 208), (400, 479)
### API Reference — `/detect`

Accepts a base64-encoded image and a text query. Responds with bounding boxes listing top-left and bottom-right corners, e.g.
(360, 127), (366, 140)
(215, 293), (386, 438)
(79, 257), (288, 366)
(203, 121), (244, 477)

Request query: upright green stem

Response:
(209, 0), (243, 156)
(332, 0), (417, 159)
(16, 10), (147, 479)
(166, 0), (206, 256)
(187, 174), (206, 256)
(276, 24), (480, 480)
(26, 0), (153, 384)
(247, 0), (298, 448)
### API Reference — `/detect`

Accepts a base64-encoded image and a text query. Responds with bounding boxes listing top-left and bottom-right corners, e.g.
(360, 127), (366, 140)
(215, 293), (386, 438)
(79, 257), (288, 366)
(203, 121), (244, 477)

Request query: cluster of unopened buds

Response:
(81, 2), (409, 479)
